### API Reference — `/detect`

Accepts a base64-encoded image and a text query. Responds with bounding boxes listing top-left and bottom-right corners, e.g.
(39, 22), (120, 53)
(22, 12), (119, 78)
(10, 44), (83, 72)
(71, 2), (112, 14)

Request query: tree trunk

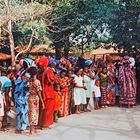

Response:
(5, 0), (15, 67)
(81, 45), (84, 57)
(8, 19), (15, 67)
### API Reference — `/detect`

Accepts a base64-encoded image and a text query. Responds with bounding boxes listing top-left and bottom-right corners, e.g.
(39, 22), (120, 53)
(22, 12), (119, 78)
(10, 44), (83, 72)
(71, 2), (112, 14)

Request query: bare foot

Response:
(0, 128), (7, 132)
(54, 118), (58, 123)
(75, 111), (81, 114)
(15, 130), (22, 134)
(42, 126), (51, 130)
(35, 125), (42, 130)
(84, 109), (91, 112)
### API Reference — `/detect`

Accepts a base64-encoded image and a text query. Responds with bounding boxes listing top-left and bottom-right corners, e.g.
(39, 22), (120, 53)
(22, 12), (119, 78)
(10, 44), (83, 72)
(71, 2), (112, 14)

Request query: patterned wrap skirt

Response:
(28, 95), (39, 126)
(101, 86), (108, 105)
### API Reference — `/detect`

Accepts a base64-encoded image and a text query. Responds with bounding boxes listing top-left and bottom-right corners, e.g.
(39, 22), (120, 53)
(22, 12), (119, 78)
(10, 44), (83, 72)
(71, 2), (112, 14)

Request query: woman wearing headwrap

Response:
(38, 56), (56, 128)
(14, 72), (30, 134)
(119, 56), (137, 108)
(17, 58), (35, 79)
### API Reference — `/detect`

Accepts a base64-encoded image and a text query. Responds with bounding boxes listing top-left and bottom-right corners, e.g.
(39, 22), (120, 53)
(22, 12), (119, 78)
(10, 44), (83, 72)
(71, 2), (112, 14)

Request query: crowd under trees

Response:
(0, 0), (140, 66)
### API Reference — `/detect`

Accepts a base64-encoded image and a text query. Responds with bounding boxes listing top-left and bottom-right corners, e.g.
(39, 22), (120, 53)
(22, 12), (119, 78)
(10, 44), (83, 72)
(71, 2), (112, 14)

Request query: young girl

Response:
(57, 70), (69, 117)
(54, 84), (61, 122)
(93, 80), (101, 110)
(28, 67), (45, 135)
(107, 78), (116, 106)
(0, 82), (4, 131)
(100, 67), (108, 108)
(74, 69), (87, 114)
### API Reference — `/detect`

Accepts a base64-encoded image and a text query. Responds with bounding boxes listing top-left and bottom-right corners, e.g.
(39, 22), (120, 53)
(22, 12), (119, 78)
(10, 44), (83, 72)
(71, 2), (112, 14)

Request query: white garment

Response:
(93, 85), (101, 98)
(83, 75), (93, 98)
(0, 91), (4, 117)
(74, 75), (86, 105)
(91, 79), (96, 92)
(129, 57), (135, 67)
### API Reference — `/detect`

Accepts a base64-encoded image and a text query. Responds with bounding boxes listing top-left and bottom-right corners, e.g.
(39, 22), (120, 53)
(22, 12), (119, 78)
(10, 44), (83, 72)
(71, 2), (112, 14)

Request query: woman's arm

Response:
(36, 80), (45, 109)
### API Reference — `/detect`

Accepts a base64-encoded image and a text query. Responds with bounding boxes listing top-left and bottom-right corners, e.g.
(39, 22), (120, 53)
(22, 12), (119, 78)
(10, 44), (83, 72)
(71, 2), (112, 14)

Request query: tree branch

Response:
(0, 42), (8, 47)
(53, 35), (69, 43)
(46, 25), (74, 33)
(15, 33), (33, 61)
(2, 27), (10, 34)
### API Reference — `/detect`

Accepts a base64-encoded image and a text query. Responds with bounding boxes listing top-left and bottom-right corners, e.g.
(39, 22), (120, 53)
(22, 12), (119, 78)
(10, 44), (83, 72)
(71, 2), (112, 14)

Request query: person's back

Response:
(0, 76), (12, 94)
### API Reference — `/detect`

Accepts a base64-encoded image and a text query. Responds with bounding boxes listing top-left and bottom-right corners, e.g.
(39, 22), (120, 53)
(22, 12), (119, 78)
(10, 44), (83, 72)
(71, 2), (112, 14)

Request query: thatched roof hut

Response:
(91, 47), (119, 55)
(30, 44), (55, 54)
(0, 52), (11, 60)
(84, 47), (120, 60)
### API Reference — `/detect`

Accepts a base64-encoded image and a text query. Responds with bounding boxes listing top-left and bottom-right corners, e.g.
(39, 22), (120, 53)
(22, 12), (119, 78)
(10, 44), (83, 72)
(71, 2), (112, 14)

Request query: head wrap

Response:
(49, 57), (56, 65)
(68, 56), (77, 63)
(37, 56), (49, 67)
(85, 59), (92, 66)
(23, 58), (35, 69)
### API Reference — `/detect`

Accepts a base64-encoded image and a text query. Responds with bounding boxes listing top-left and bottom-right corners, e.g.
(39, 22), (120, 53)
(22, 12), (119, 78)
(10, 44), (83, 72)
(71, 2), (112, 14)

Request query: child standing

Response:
(28, 67), (44, 136)
(100, 67), (108, 108)
(93, 80), (101, 110)
(74, 69), (87, 114)
(54, 84), (61, 122)
(0, 82), (4, 131)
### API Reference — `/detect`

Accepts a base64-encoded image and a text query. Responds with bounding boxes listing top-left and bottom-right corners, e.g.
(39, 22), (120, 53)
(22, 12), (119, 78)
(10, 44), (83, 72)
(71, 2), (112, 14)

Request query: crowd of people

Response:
(0, 54), (139, 135)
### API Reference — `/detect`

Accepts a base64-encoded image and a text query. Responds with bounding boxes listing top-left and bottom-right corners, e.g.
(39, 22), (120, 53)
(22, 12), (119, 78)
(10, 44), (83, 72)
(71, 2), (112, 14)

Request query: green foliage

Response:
(1, 0), (140, 58)
(110, 0), (140, 53)
(13, 19), (48, 46)
(47, 0), (116, 50)
(47, 0), (140, 55)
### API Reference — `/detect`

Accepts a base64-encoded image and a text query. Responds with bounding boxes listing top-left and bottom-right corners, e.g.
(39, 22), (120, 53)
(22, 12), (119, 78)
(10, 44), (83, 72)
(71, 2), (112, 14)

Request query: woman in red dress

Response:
(57, 70), (70, 117)
(37, 56), (56, 128)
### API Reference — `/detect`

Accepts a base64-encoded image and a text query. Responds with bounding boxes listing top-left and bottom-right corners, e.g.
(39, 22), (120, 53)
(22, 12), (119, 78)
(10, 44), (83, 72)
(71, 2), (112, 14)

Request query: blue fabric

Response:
(55, 59), (60, 65)
(85, 59), (92, 66)
(0, 76), (12, 94)
(24, 58), (35, 67)
(49, 57), (55, 65)
(14, 77), (30, 130)
(68, 56), (77, 63)
(95, 97), (100, 102)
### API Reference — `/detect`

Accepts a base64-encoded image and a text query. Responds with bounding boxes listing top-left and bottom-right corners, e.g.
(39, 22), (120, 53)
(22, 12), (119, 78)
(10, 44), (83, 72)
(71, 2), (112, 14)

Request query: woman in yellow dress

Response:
(28, 67), (44, 135)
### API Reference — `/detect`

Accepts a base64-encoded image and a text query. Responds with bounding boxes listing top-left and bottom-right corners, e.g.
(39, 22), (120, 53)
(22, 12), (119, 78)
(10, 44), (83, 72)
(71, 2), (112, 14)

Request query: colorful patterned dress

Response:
(100, 73), (108, 106)
(107, 63), (116, 105)
(28, 79), (42, 126)
(57, 77), (69, 117)
(14, 77), (30, 131)
(68, 78), (75, 114)
(119, 58), (137, 105)
(54, 91), (61, 111)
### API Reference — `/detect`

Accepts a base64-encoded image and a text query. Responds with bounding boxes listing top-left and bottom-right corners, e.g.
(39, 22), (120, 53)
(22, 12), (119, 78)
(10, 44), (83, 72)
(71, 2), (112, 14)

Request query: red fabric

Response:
(42, 67), (55, 100)
(37, 56), (49, 68)
(56, 77), (69, 117)
(40, 99), (54, 127)
(54, 91), (61, 111)
(40, 67), (55, 127)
